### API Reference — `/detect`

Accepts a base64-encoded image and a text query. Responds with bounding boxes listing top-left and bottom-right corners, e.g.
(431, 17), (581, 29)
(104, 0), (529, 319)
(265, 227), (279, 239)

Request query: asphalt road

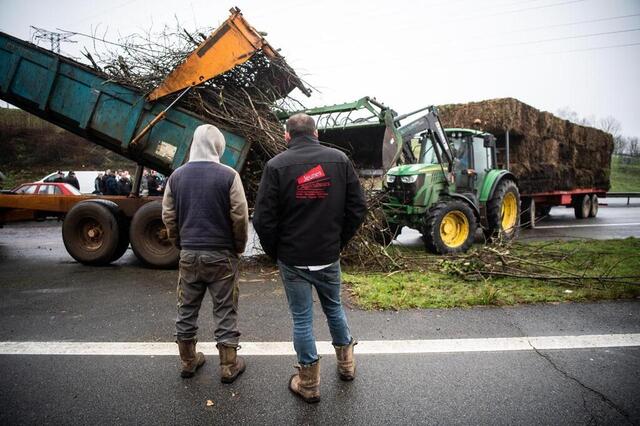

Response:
(396, 204), (640, 246)
(1, 210), (639, 425)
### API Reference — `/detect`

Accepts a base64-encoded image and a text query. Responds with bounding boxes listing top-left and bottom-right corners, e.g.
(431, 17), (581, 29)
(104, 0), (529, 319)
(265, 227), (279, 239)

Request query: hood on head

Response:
(188, 124), (226, 162)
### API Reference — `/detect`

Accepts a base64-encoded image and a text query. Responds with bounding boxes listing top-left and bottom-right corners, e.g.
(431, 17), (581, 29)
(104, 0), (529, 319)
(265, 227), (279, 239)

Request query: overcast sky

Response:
(1, 0), (639, 137)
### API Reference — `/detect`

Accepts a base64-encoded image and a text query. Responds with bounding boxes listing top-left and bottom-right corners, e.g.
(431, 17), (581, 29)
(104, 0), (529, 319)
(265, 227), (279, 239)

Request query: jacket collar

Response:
(288, 134), (320, 149)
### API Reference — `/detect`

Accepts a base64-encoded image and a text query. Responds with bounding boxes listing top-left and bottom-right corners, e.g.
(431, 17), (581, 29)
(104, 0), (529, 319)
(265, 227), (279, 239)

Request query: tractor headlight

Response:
(386, 175), (396, 183)
(400, 175), (418, 184)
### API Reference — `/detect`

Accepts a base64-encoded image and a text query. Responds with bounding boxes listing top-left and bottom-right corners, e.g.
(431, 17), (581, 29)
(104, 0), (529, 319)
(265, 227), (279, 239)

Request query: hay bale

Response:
(438, 98), (613, 194)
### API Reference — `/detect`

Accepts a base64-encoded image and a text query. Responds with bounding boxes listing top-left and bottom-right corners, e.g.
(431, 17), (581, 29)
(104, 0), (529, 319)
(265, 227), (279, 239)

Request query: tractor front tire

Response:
(486, 179), (520, 241)
(423, 200), (477, 254)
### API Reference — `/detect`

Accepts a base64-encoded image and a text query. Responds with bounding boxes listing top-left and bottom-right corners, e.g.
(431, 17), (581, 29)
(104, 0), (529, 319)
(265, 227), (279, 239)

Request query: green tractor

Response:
(381, 107), (521, 253)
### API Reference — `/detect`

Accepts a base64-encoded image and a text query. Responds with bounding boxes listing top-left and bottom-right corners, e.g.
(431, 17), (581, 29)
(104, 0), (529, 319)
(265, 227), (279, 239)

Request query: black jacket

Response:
(253, 135), (367, 265)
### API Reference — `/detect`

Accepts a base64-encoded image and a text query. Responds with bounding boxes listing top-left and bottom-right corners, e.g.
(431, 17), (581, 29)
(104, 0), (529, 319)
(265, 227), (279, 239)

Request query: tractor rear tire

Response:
(62, 201), (121, 266)
(520, 197), (535, 229)
(130, 201), (179, 269)
(423, 200), (477, 254)
(486, 179), (520, 241)
(574, 194), (591, 219)
(589, 194), (599, 218)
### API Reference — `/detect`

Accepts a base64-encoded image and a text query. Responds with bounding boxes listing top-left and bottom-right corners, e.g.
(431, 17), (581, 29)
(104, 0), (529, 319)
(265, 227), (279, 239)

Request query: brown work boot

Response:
(289, 360), (321, 403)
(216, 342), (246, 383)
(334, 338), (357, 381)
(176, 338), (206, 378)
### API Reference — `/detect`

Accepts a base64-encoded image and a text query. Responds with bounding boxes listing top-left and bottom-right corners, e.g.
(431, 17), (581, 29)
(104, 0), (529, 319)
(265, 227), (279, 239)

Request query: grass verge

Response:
(610, 155), (640, 192)
(343, 238), (640, 310)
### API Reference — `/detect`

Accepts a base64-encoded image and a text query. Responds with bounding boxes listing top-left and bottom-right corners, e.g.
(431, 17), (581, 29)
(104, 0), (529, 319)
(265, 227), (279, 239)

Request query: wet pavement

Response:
(0, 207), (639, 425)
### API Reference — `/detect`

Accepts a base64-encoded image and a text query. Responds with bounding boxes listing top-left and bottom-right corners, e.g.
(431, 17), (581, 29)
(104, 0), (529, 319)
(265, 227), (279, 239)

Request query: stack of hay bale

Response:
(439, 98), (613, 194)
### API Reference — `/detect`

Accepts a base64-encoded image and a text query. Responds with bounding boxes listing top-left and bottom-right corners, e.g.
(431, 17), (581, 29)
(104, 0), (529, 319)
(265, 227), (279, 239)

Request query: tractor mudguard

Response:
(446, 193), (481, 221)
(479, 170), (518, 203)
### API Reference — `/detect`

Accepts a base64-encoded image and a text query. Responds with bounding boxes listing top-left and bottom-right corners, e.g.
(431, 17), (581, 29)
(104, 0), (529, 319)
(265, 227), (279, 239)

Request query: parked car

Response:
(39, 171), (100, 194)
(12, 182), (82, 196)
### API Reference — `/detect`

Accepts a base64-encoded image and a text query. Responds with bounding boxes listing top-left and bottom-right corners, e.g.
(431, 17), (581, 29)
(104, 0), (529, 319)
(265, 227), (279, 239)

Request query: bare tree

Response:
(555, 107), (593, 126)
(628, 136), (639, 157)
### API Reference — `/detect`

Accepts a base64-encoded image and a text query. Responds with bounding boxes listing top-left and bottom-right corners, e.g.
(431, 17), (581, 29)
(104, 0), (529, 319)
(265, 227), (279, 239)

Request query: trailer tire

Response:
(520, 198), (535, 229)
(574, 195), (591, 219)
(62, 201), (121, 266)
(486, 179), (520, 241)
(89, 199), (130, 262)
(130, 201), (178, 268)
(589, 194), (599, 218)
(423, 200), (477, 254)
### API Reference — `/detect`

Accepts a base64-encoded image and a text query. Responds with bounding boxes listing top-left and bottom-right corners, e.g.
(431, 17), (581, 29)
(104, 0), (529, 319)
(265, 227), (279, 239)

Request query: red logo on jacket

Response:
(296, 165), (331, 199)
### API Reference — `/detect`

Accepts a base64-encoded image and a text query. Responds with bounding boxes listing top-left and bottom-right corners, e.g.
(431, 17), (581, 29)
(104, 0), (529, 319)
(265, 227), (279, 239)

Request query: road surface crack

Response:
(503, 310), (633, 425)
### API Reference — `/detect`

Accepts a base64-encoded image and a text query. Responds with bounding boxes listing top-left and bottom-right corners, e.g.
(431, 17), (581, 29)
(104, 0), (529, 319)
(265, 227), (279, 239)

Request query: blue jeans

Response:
(278, 260), (352, 365)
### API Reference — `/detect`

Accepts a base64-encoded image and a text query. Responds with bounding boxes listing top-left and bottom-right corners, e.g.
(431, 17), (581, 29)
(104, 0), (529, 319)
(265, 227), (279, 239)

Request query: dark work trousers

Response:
(175, 249), (240, 344)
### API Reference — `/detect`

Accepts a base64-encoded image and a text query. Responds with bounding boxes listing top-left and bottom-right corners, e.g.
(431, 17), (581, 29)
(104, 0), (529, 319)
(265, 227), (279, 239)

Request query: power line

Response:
(488, 27), (640, 50)
(30, 27), (77, 53)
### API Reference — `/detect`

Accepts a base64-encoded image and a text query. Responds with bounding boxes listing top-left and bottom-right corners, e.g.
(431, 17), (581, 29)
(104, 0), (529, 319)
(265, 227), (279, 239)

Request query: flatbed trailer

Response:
(520, 188), (607, 227)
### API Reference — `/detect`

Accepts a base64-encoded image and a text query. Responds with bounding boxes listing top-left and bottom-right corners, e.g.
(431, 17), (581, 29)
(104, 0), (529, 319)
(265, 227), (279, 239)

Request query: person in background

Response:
(101, 170), (110, 194)
(148, 170), (160, 196)
(253, 113), (367, 403)
(105, 170), (119, 195)
(162, 124), (249, 383)
(118, 171), (132, 195)
(94, 173), (103, 194)
(53, 170), (65, 183)
(65, 171), (80, 191)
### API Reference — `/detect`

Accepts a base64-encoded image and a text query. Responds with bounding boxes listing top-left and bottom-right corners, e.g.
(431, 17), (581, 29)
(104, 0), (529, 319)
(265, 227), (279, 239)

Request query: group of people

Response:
(161, 114), (367, 403)
(93, 169), (132, 195)
(92, 169), (163, 196)
(51, 170), (80, 190)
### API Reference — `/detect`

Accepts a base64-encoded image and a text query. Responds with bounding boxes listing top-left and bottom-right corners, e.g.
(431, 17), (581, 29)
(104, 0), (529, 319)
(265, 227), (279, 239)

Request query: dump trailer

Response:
(439, 98), (612, 226)
(0, 8), (307, 267)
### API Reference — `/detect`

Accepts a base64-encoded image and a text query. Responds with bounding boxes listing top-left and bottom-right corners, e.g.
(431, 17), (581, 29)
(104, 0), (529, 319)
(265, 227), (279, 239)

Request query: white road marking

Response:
(0, 334), (638, 356)
(535, 222), (640, 229)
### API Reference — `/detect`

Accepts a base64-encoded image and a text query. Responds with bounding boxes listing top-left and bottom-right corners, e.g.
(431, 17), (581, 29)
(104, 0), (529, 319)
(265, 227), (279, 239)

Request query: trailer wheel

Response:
(423, 200), (477, 254)
(89, 199), (130, 262)
(130, 201), (178, 268)
(520, 198), (535, 229)
(574, 195), (591, 219)
(589, 194), (599, 218)
(62, 201), (121, 266)
(486, 179), (520, 241)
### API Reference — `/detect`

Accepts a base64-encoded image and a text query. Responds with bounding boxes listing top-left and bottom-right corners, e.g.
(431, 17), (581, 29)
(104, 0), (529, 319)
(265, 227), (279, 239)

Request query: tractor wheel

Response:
(422, 200), (477, 254)
(589, 194), (599, 218)
(373, 222), (401, 246)
(130, 201), (179, 268)
(62, 201), (122, 266)
(486, 179), (520, 241)
(574, 194), (591, 219)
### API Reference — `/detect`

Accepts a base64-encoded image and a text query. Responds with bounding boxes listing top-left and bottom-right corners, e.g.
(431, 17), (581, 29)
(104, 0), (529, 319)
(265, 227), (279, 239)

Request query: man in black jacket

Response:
(253, 113), (367, 403)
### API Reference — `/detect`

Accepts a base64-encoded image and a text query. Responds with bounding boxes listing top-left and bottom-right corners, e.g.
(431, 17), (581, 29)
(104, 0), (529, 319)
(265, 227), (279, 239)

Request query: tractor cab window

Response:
(417, 133), (439, 165)
(449, 136), (472, 170)
(472, 136), (491, 172)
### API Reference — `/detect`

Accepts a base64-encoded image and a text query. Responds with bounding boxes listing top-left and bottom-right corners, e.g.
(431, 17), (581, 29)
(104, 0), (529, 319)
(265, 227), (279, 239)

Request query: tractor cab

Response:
(444, 128), (498, 197)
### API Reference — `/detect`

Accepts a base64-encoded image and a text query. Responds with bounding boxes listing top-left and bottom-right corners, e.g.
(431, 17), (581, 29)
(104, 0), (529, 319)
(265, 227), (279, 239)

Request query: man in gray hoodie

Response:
(162, 124), (249, 383)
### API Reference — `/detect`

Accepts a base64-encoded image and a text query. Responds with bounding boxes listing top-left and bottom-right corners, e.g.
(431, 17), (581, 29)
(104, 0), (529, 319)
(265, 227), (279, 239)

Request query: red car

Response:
(12, 182), (82, 196)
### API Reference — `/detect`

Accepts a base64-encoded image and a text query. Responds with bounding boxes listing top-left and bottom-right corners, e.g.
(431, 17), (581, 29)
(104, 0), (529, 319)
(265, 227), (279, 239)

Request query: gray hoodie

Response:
(161, 124), (249, 253)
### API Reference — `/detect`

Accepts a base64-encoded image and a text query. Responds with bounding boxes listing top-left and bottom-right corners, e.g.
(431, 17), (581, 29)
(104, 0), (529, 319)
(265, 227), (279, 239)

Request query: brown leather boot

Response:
(176, 338), (205, 378)
(216, 343), (246, 383)
(334, 339), (357, 381)
(289, 360), (321, 403)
